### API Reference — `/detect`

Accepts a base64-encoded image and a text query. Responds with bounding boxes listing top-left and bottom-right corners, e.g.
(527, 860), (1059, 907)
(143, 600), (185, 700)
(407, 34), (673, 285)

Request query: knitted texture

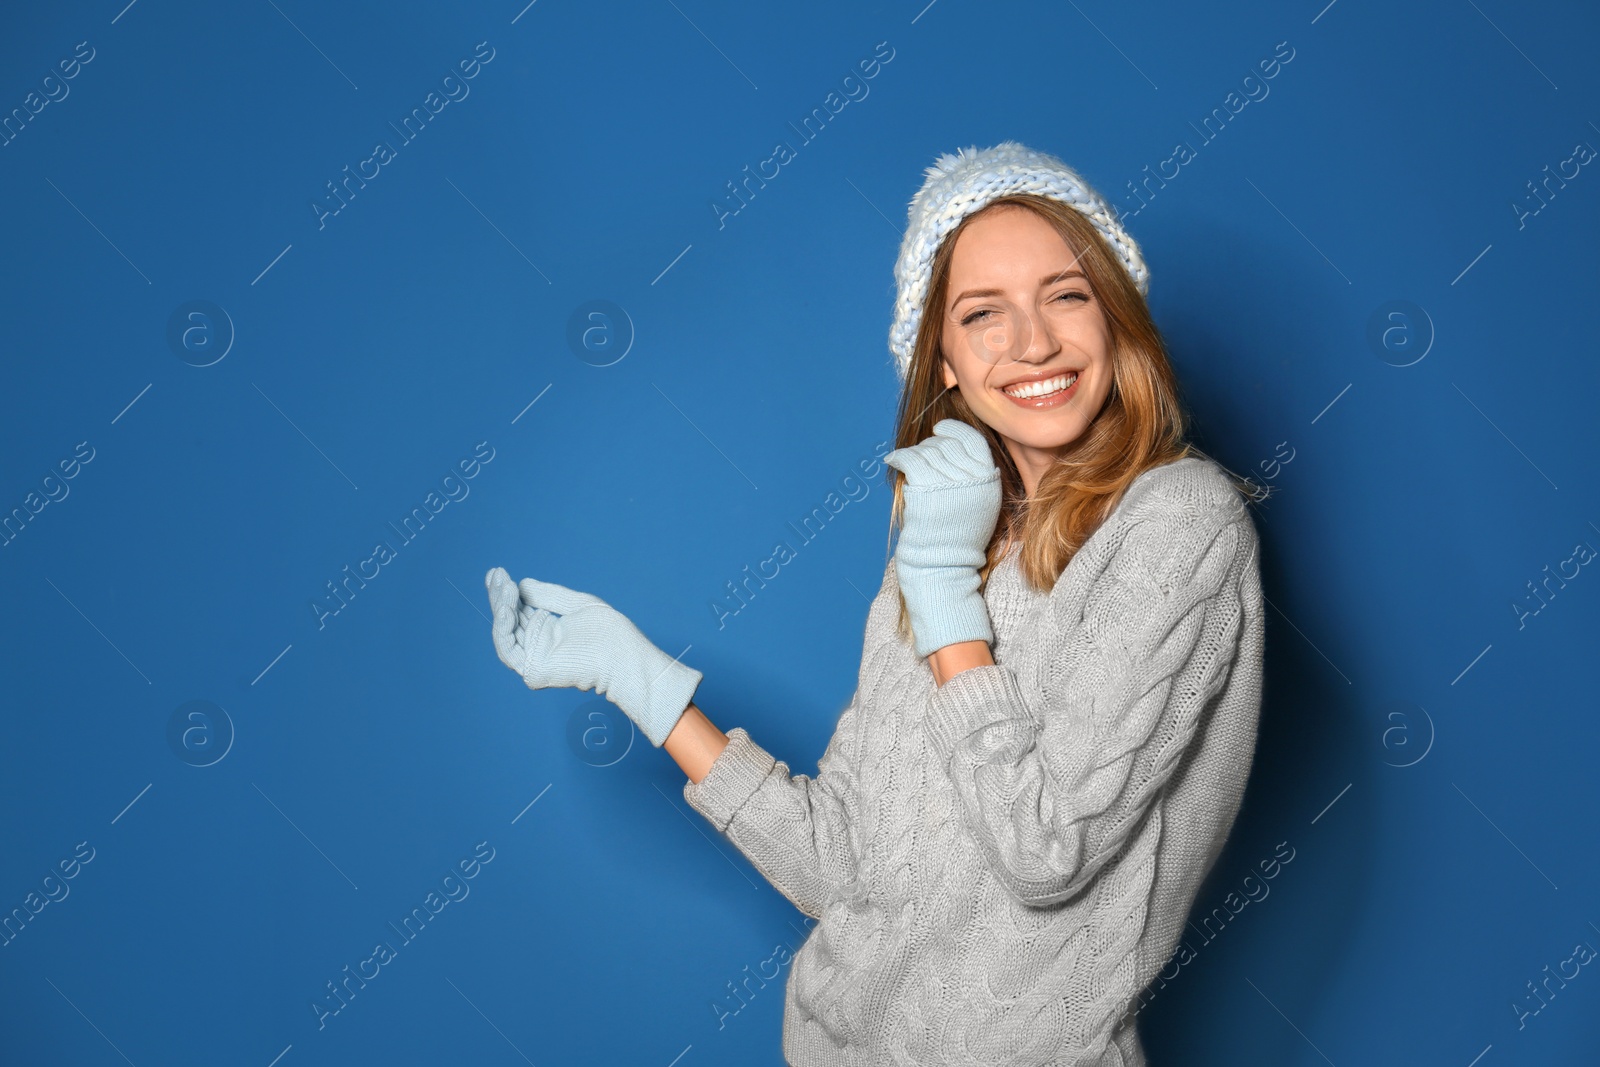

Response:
(888, 140), (1149, 383)
(683, 455), (1264, 1066)
(883, 418), (1003, 657)
(485, 569), (703, 748)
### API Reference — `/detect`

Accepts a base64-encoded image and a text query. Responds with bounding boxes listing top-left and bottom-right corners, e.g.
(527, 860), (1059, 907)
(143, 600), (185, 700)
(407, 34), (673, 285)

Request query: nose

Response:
(966, 295), (1062, 367)
(1013, 298), (1063, 365)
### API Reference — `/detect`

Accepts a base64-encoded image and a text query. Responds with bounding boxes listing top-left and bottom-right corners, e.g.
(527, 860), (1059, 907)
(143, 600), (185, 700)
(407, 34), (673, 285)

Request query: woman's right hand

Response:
(484, 566), (703, 748)
(883, 418), (1003, 658)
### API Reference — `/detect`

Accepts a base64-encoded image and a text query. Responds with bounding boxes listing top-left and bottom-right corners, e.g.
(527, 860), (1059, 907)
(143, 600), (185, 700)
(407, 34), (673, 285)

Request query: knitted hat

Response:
(888, 140), (1148, 382)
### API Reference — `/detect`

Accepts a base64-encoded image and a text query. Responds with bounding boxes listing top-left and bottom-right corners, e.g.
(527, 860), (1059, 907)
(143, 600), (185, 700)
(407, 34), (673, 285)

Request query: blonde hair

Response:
(885, 193), (1268, 642)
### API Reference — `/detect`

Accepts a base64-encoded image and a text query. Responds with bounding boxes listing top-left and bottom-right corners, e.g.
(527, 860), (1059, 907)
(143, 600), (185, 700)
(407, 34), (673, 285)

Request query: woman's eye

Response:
(962, 292), (1087, 325)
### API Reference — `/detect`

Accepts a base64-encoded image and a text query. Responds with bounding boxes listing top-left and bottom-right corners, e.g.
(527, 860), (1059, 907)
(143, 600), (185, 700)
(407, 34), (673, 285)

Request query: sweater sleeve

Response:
(921, 483), (1256, 908)
(682, 693), (864, 919)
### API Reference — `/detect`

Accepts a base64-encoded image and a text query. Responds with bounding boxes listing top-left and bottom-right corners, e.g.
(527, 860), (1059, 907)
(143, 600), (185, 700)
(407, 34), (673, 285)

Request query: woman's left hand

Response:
(883, 418), (1002, 658)
(484, 566), (703, 747)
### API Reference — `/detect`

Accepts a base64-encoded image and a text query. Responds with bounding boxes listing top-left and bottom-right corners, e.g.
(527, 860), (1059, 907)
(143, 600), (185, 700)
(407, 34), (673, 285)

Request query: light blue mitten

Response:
(484, 567), (702, 747)
(883, 418), (1003, 658)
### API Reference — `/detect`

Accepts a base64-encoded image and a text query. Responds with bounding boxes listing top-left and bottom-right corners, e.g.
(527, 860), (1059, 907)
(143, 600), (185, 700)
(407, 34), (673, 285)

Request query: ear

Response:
(941, 356), (958, 391)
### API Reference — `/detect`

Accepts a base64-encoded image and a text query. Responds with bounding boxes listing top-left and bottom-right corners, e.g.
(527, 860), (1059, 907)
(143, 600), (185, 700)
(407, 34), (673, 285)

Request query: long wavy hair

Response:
(886, 193), (1269, 643)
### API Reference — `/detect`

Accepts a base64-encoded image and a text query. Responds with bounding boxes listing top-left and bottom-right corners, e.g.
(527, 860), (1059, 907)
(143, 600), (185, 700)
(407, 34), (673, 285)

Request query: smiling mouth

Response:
(1000, 372), (1078, 400)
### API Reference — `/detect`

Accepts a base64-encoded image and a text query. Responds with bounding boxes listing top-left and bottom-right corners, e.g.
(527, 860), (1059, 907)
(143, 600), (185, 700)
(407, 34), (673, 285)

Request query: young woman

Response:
(486, 141), (1266, 1066)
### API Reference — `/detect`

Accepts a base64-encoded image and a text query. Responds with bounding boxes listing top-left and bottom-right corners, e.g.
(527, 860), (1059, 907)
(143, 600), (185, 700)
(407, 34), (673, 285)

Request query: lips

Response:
(1000, 371), (1078, 399)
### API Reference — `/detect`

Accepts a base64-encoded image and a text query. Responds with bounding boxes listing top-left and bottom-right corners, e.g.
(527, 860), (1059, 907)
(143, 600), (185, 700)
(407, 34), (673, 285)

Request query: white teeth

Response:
(1002, 372), (1077, 398)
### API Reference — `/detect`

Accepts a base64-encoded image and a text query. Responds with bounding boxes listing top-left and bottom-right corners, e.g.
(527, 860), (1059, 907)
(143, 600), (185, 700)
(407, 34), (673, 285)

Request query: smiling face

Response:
(939, 203), (1115, 497)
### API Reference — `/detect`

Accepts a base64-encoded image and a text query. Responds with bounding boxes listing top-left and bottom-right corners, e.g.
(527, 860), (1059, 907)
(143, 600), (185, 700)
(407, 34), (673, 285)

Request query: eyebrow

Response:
(949, 270), (1087, 306)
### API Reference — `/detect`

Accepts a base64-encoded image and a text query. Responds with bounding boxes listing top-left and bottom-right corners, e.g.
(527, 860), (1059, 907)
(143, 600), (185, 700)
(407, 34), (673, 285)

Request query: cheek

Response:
(1084, 346), (1113, 393)
(1085, 368), (1113, 409)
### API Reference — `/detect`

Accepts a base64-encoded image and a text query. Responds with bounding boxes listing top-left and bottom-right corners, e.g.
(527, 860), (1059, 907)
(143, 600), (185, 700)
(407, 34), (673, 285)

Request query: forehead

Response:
(942, 208), (1083, 302)
(947, 207), (1075, 274)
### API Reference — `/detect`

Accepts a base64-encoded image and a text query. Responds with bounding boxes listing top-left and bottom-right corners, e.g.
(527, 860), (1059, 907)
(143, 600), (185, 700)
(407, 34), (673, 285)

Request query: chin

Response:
(993, 414), (1089, 452)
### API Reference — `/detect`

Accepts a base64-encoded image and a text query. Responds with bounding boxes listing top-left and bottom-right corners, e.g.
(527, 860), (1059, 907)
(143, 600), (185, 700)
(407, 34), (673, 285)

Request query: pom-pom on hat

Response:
(887, 140), (1148, 382)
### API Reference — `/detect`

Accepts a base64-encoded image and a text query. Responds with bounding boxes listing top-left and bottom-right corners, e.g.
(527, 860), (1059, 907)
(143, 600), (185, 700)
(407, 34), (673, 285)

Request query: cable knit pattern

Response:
(683, 456), (1264, 1066)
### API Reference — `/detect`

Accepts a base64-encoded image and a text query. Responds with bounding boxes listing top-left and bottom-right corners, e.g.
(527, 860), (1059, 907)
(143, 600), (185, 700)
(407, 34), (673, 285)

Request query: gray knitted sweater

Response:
(683, 455), (1265, 1066)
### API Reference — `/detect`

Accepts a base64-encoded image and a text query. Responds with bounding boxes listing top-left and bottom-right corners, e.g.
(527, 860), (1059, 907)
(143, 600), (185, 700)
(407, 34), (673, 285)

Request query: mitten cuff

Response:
(635, 658), (704, 748)
(910, 592), (994, 659)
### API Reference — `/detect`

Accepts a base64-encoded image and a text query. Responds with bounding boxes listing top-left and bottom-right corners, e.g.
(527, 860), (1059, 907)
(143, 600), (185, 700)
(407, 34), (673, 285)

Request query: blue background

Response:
(3, 1), (1597, 1064)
